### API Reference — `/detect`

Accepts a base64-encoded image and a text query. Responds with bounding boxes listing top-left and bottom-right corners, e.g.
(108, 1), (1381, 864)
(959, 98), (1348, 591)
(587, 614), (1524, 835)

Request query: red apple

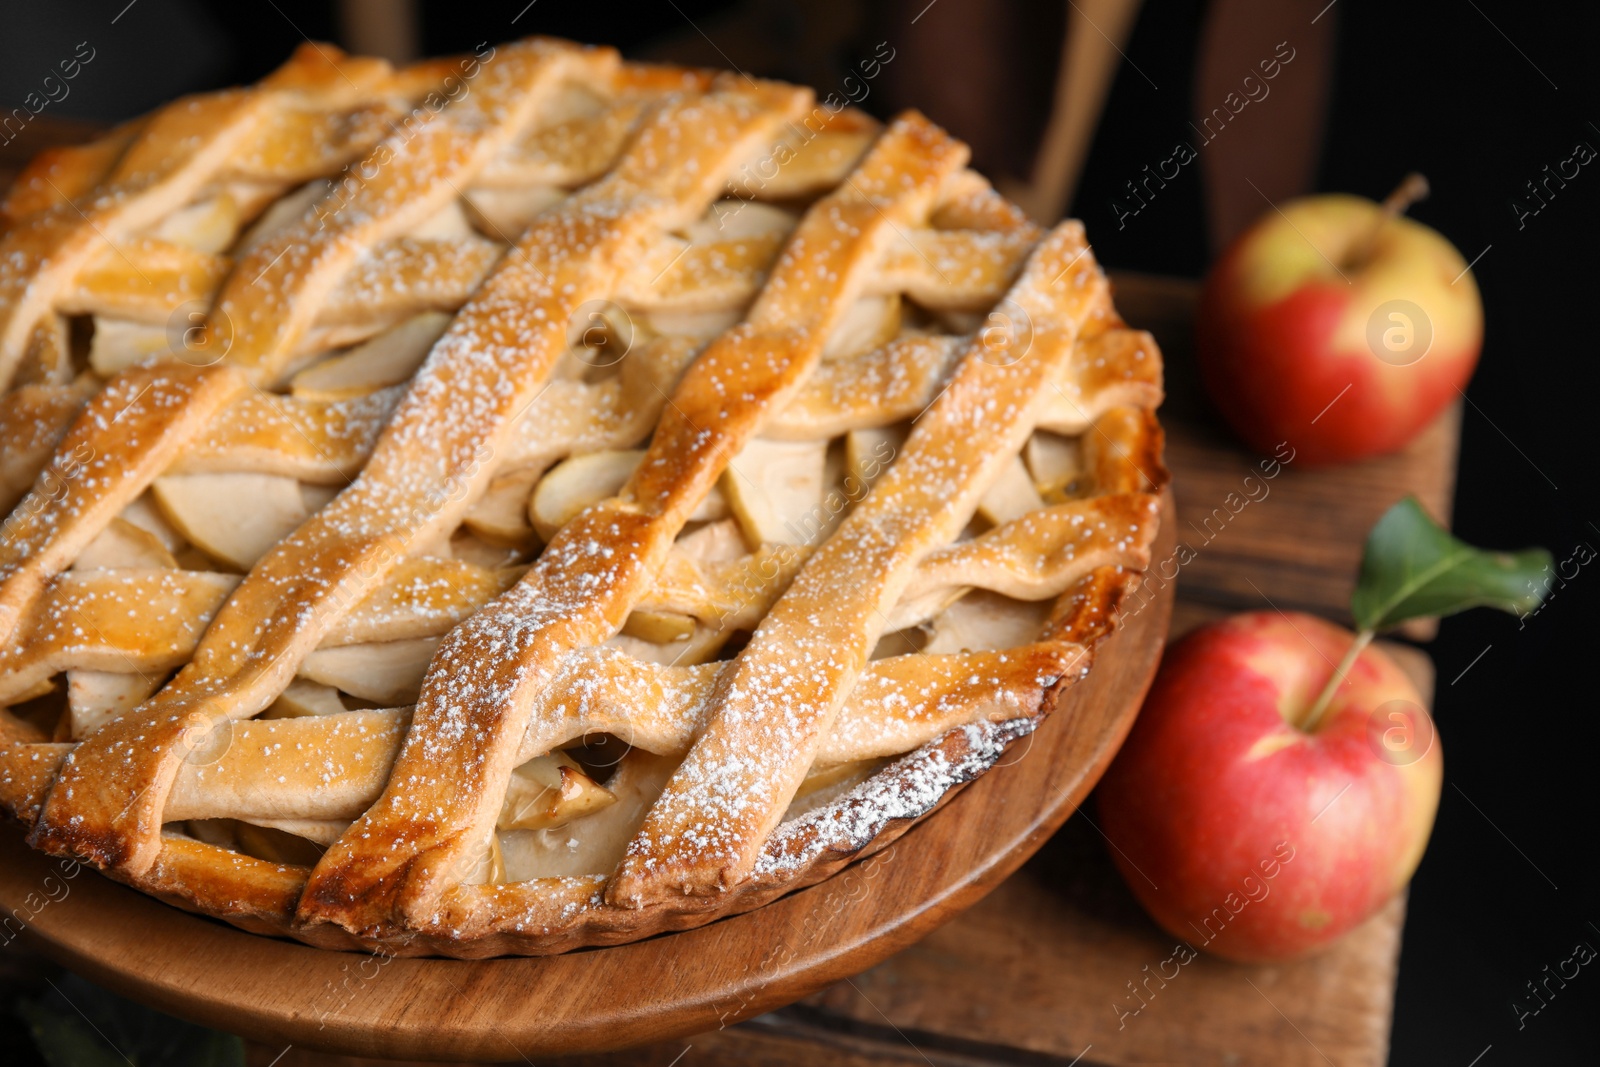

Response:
(1097, 611), (1442, 962)
(1197, 183), (1482, 465)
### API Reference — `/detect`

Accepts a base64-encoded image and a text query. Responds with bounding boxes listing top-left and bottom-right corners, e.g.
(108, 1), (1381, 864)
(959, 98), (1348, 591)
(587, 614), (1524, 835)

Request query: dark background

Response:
(2, 1), (1596, 1063)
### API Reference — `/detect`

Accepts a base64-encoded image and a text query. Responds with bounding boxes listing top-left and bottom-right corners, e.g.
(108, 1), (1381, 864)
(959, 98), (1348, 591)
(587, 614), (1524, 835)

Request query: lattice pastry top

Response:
(0, 37), (1166, 956)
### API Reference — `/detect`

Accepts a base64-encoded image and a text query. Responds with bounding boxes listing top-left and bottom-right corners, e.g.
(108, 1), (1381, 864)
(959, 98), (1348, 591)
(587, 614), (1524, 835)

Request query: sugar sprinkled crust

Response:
(0, 36), (1166, 955)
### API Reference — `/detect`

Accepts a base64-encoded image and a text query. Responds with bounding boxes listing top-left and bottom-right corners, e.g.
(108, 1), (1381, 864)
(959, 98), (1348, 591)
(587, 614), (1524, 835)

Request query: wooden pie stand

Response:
(0, 496), (1175, 1064)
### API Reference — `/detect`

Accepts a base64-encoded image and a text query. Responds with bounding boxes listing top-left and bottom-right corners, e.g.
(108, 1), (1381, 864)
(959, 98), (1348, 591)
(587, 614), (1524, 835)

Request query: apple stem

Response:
(1300, 629), (1375, 732)
(1381, 172), (1431, 218)
(1347, 173), (1430, 270)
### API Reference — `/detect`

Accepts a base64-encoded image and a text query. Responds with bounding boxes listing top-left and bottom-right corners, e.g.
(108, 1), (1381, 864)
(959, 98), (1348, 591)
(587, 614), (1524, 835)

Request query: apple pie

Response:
(0, 37), (1166, 956)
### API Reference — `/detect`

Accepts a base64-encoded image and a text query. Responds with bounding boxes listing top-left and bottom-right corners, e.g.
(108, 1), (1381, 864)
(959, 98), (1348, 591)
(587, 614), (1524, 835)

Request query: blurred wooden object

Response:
(1004, 0), (1146, 222)
(1193, 0), (1338, 251)
(633, 0), (867, 109)
(337, 0), (420, 64)
(636, 1), (1085, 214)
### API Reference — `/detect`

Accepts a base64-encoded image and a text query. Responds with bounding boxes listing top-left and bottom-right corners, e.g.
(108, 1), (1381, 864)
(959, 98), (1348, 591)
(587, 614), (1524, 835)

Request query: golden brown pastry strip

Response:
(636, 491), (1159, 635)
(1082, 405), (1167, 495)
(59, 238), (230, 323)
(297, 112), (970, 932)
(313, 235), (504, 329)
(476, 98), (651, 189)
(174, 333), (699, 485)
(0, 362), (244, 648)
(497, 337), (703, 469)
(62, 232), (502, 327)
(0, 488), (1143, 699)
(616, 225), (1035, 316)
(216, 41), (610, 384)
(174, 385), (405, 484)
(170, 323), (1155, 486)
(0, 557), (525, 705)
(871, 226), (1039, 311)
(0, 380), (97, 513)
(763, 325), (1159, 441)
(609, 221), (1111, 904)
(225, 100), (406, 183)
(0, 123), (145, 225)
(0, 632), (1083, 828)
(722, 120), (880, 199)
(887, 492), (1161, 629)
(762, 335), (961, 439)
(0, 570), (239, 703)
(1036, 329), (1163, 435)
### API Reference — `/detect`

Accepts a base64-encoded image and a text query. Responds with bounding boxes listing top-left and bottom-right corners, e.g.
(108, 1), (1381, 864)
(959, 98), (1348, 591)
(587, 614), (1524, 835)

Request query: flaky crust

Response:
(0, 36), (1167, 955)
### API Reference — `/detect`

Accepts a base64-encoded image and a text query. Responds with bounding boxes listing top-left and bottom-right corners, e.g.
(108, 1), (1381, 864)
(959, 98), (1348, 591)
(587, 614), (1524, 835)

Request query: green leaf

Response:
(16, 998), (126, 1067)
(1351, 496), (1552, 631)
(17, 974), (245, 1067)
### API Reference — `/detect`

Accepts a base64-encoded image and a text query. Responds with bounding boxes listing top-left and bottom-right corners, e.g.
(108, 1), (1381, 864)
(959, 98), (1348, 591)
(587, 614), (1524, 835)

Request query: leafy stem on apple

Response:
(1346, 172), (1431, 271)
(1298, 496), (1552, 732)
